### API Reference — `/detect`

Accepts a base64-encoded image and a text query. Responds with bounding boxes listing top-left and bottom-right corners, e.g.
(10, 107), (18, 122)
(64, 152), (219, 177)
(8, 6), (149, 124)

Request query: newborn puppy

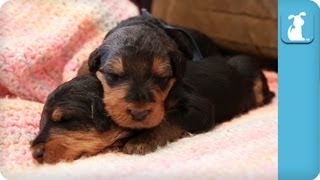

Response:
(31, 74), (130, 164)
(87, 15), (274, 154)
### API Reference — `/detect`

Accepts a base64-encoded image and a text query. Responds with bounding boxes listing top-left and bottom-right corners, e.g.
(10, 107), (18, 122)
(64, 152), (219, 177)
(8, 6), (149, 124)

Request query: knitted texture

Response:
(0, 0), (278, 178)
(0, 0), (138, 102)
(0, 71), (278, 179)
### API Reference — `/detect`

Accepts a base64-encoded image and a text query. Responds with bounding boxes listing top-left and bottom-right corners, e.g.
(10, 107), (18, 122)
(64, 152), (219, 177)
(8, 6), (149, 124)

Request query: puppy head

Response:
(31, 75), (130, 164)
(89, 25), (185, 129)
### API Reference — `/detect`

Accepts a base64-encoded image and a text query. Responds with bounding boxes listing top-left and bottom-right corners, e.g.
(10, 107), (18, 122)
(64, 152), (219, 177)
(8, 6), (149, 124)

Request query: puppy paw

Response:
(123, 137), (158, 155)
(122, 122), (188, 155)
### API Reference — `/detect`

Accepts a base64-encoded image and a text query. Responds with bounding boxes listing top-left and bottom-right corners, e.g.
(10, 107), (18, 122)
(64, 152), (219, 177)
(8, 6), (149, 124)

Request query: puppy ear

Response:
(168, 51), (186, 79)
(88, 47), (106, 73)
(52, 107), (63, 122)
(91, 98), (112, 132)
(288, 15), (295, 20)
(299, 12), (306, 16)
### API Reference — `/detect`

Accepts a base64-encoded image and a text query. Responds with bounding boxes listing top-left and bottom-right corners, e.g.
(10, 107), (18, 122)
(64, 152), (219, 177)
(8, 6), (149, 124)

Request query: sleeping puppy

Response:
(87, 14), (275, 154)
(31, 74), (131, 164)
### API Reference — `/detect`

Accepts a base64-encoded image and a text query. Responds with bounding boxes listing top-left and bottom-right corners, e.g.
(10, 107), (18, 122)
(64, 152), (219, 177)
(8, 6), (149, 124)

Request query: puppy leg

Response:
(166, 93), (216, 133)
(123, 121), (188, 155)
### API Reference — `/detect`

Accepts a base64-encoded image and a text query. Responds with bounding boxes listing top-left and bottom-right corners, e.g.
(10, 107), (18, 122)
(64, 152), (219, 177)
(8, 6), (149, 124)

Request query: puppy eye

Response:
(158, 76), (170, 82)
(155, 76), (171, 88)
(106, 73), (121, 82)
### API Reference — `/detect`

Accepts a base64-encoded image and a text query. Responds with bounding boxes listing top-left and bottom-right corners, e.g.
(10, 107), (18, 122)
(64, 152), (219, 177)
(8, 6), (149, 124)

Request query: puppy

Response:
(87, 15), (274, 154)
(31, 74), (131, 164)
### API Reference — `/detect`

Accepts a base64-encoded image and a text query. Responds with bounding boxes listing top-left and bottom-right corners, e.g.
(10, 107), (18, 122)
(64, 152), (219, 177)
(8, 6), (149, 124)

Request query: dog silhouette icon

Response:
(287, 12), (307, 41)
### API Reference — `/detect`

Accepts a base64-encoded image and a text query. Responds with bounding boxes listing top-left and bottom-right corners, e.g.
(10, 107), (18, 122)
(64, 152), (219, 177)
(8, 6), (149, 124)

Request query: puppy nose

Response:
(129, 109), (150, 121)
(32, 145), (44, 163)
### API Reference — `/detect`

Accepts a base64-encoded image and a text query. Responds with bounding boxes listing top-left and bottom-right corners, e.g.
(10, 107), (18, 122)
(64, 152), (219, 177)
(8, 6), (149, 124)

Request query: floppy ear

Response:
(39, 110), (48, 131)
(288, 15), (295, 20)
(91, 98), (112, 132)
(299, 12), (306, 16)
(51, 107), (64, 122)
(168, 51), (186, 79)
(88, 47), (106, 73)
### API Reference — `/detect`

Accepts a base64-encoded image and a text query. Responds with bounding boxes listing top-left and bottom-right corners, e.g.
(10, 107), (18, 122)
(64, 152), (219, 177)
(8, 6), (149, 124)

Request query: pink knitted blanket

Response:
(0, 0), (138, 102)
(0, 1), (278, 179)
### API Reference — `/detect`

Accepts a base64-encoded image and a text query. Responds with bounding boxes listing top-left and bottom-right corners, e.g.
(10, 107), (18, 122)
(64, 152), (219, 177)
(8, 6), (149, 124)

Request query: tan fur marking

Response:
(253, 77), (264, 106)
(52, 108), (63, 122)
(123, 120), (188, 154)
(107, 58), (123, 75)
(152, 57), (171, 77)
(96, 71), (176, 129)
(40, 127), (129, 164)
(151, 120), (188, 144)
(77, 60), (90, 76)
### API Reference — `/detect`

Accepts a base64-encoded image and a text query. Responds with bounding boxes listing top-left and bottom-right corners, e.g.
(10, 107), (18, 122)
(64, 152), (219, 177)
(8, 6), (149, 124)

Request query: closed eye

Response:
(154, 76), (171, 89)
(98, 69), (123, 83)
(156, 76), (170, 81)
(106, 72), (121, 82)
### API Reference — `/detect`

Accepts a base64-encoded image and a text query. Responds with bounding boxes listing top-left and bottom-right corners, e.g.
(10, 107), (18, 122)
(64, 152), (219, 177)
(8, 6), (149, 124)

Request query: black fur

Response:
(31, 74), (112, 162)
(87, 15), (275, 154)
(103, 15), (219, 58)
(165, 55), (275, 133)
(29, 15), (277, 161)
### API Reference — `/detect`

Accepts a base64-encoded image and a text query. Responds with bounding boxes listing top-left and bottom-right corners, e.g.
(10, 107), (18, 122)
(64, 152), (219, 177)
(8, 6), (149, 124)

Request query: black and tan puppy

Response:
(31, 75), (130, 164)
(87, 16), (274, 155)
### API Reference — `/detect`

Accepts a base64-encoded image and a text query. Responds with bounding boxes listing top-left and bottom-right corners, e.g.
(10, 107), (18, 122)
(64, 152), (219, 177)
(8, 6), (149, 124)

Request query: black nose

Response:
(32, 145), (44, 163)
(129, 109), (150, 121)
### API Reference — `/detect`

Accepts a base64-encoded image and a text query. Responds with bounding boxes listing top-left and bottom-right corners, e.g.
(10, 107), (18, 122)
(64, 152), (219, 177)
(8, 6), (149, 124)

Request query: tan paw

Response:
(123, 138), (158, 155)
